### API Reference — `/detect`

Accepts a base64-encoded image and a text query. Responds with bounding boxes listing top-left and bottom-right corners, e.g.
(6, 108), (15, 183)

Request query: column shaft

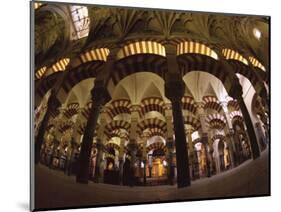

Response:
(237, 97), (260, 159)
(35, 92), (60, 164)
(171, 99), (190, 187)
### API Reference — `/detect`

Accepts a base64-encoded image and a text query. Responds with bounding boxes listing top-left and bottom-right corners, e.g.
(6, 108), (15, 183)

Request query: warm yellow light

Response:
(34, 2), (43, 9)
(177, 41), (218, 60)
(249, 56), (266, 71)
(35, 66), (47, 79)
(253, 28), (261, 40)
(117, 41), (166, 59)
(222, 49), (248, 65)
(80, 48), (110, 63)
(52, 58), (70, 72)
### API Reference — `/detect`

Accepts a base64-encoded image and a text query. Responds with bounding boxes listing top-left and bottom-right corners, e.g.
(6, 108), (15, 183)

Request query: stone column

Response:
(186, 127), (196, 180)
(76, 82), (111, 184)
(128, 105), (139, 186)
(50, 107), (66, 168)
(164, 103), (175, 185)
(65, 108), (84, 175)
(197, 103), (212, 177)
(165, 77), (190, 188)
(35, 91), (61, 164)
(119, 133), (126, 184)
(94, 139), (104, 182)
(226, 130), (236, 168)
(142, 133), (149, 184)
(221, 101), (236, 168)
(229, 84), (260, 159)
(255, 121), (267, 151)
(93, 110), (107, 183)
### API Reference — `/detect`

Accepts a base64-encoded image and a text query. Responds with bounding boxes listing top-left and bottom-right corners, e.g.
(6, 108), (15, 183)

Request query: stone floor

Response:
(35, 149), (269, 210)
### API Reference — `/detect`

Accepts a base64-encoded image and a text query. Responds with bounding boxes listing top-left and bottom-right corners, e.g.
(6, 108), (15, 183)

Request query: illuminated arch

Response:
(117, 41), (166, 60)
(177, 41), (218, 60)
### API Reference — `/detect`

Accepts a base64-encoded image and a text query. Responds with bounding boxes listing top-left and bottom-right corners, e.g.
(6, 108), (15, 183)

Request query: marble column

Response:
(229, 84), (260, 159)
(165, 78), (190, 188)
(35, 91), (61, 164)
(76, 82), (111, 184)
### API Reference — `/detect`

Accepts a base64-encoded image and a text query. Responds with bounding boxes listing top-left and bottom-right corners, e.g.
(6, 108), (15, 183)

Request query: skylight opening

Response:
(70, 6), (90, 40)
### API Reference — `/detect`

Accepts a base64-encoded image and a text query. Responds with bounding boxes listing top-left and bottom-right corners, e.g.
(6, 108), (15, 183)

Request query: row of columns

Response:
(35, 44), (264, 188)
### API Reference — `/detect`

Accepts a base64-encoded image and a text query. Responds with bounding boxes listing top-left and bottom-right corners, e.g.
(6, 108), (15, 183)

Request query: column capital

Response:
(220, 101), (228, 109)
(185, 127), (193, 135)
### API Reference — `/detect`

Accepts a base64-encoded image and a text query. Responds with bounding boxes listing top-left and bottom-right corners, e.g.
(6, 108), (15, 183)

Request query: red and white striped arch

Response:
(227, 99), (240, 111)
(146, 128), (166, 139)
(140, 97), (165, 117)
(211, 134), (226, 144)
(105, 142), (121, 152)
(58, 120), (74, 134)
(202, 96), (222, 112)
(104, 120), (131, 138)
(182, 96), (197, 114)
(81, 101), (93, 119)
(206, 113), (226, 130)
(107, 99), (132, 119)
(146, 141), (167, 153)
(63, 103), (79, 119)
(183, 116), (201, 130)
(137, 118), (167, 136)
(230, 111), (244, 125)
